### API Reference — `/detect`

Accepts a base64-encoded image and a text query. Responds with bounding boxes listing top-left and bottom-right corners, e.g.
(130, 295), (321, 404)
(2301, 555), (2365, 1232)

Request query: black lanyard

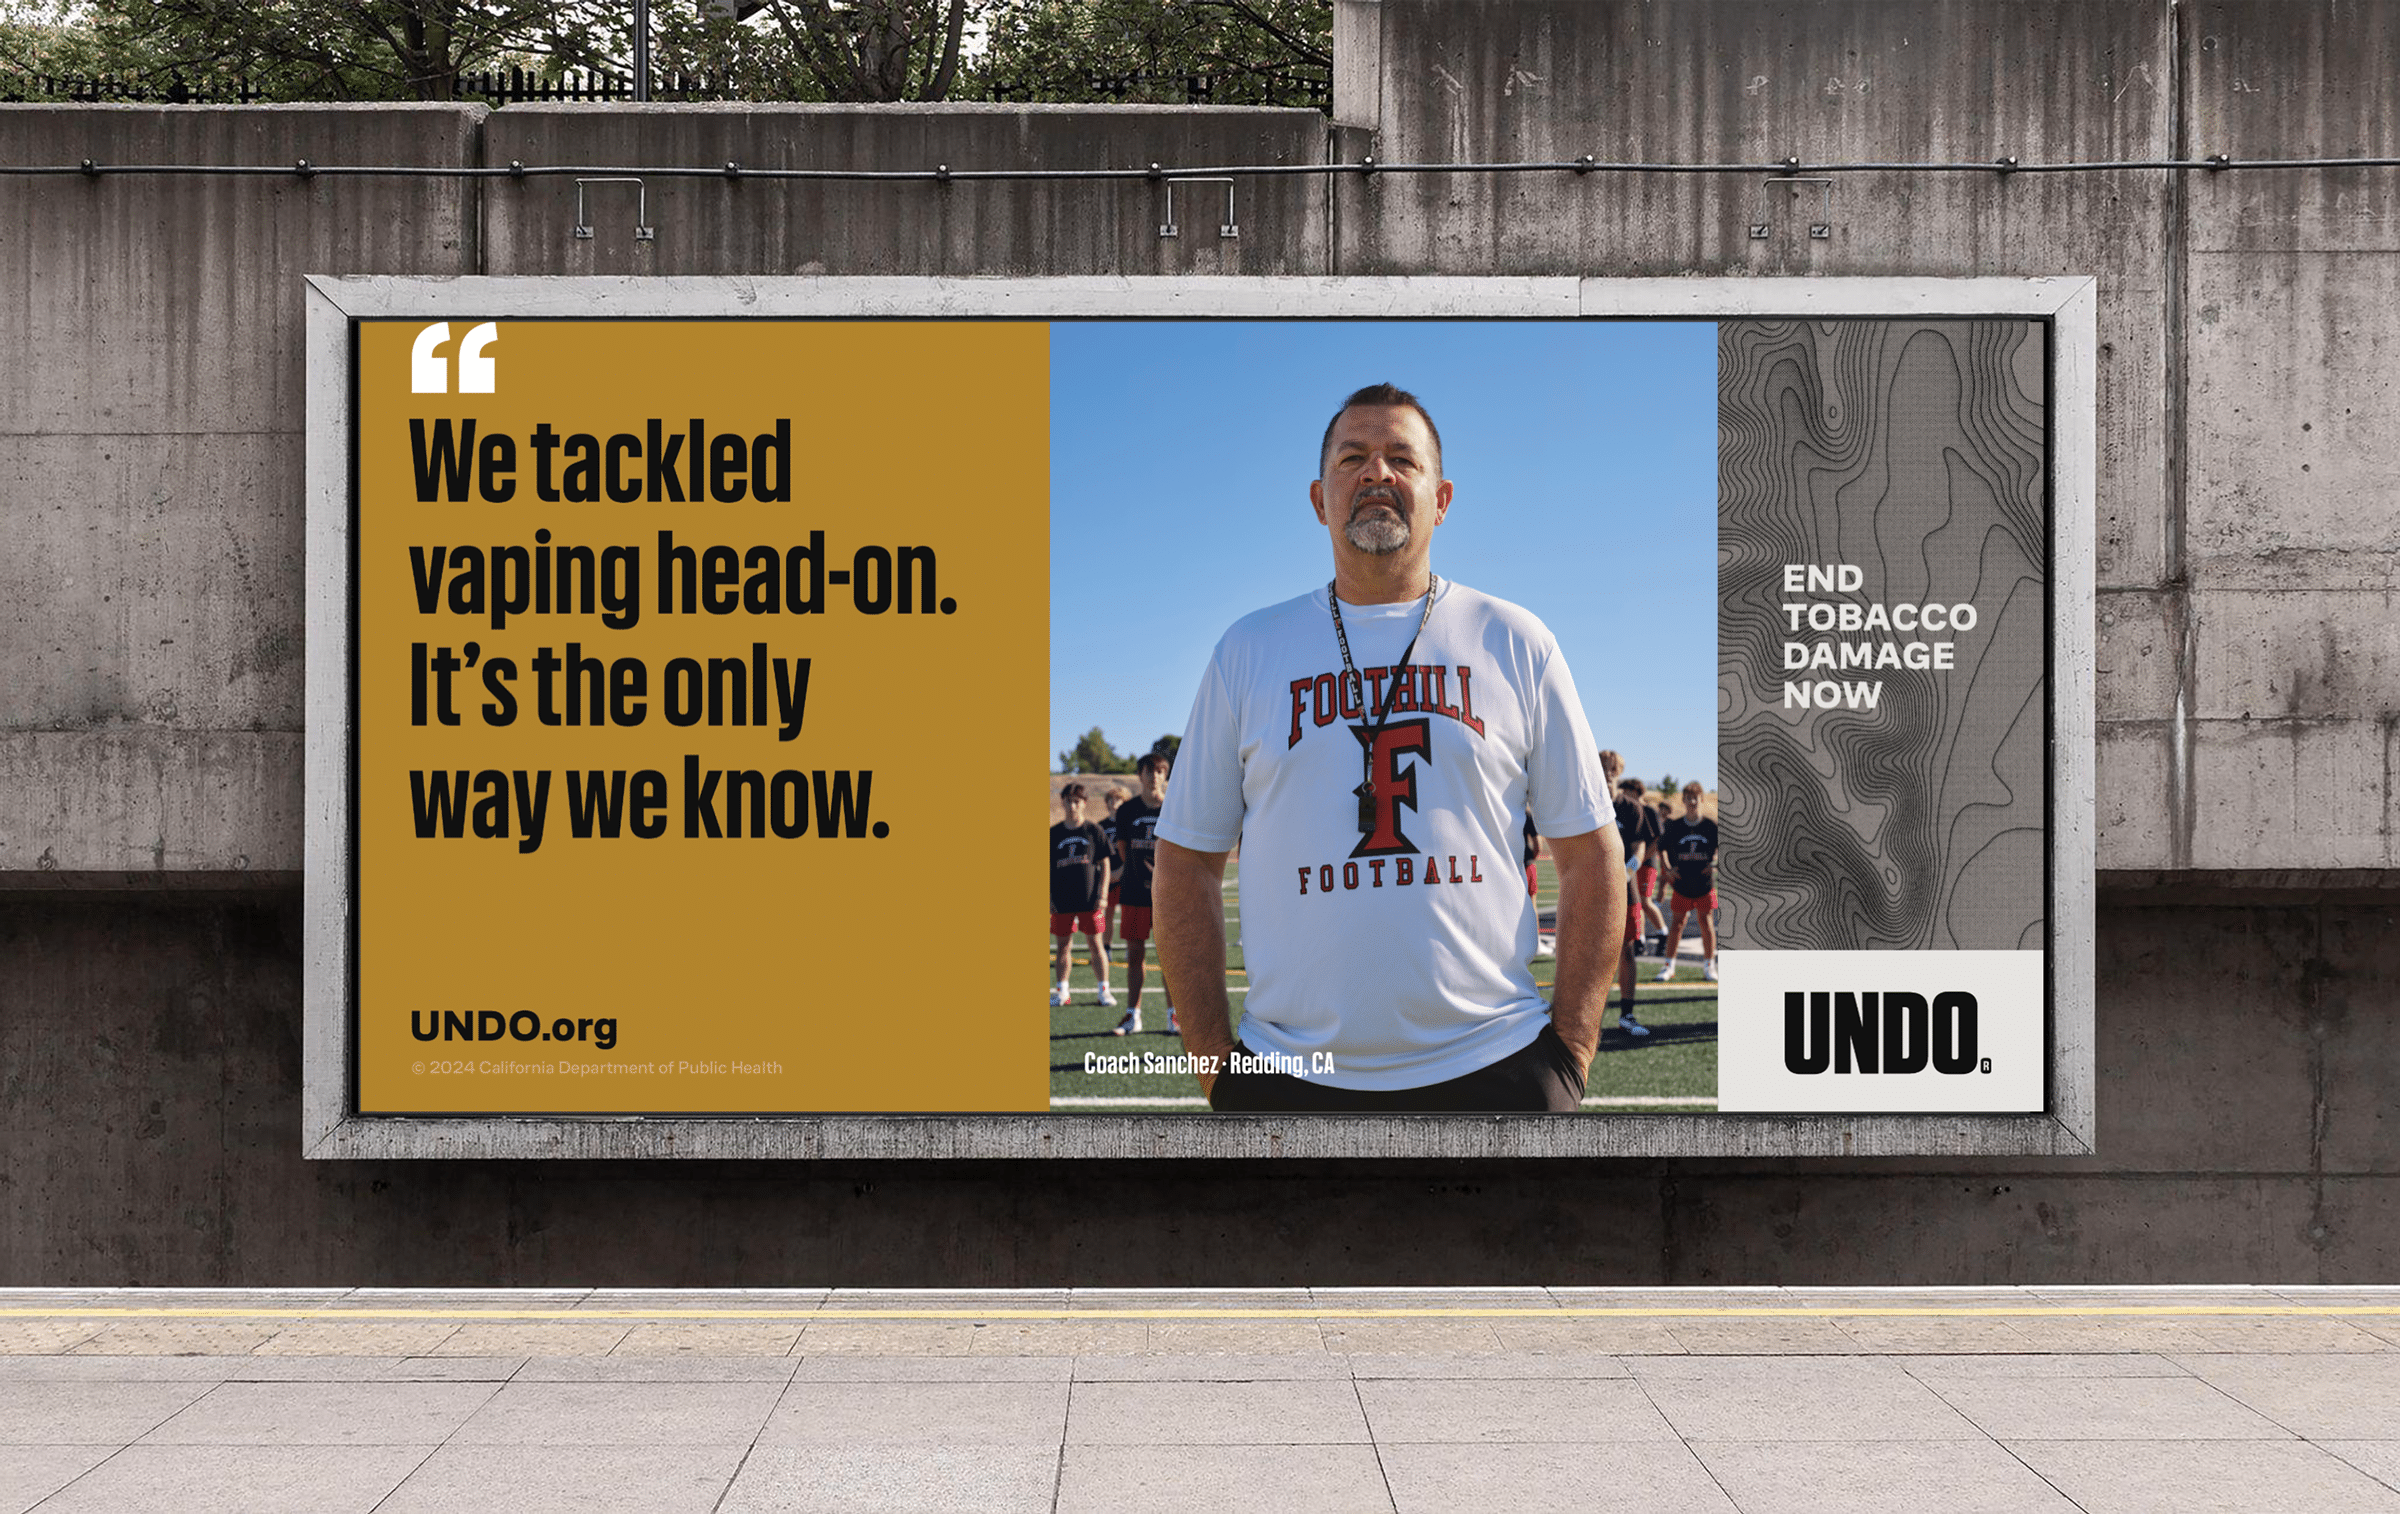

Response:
(1328, 575), (1438, 835)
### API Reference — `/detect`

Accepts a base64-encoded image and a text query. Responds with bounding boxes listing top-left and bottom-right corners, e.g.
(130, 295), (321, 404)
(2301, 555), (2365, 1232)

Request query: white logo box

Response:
(1716, 949), (2045, 1114)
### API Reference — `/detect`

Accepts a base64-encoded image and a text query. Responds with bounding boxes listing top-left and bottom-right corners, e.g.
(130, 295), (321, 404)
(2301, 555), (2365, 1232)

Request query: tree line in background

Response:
(1057, 728), (1178, 775)
(0, 0), (1329, 107)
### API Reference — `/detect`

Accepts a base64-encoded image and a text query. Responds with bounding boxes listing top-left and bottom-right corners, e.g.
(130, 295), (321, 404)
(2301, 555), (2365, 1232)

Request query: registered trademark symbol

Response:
(1980, 1057), (1992, 1073)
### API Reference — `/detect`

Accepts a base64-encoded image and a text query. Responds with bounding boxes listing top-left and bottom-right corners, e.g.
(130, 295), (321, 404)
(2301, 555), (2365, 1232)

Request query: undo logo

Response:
(411, 321), (499, 394)
(1783, 990), (1984, 1076)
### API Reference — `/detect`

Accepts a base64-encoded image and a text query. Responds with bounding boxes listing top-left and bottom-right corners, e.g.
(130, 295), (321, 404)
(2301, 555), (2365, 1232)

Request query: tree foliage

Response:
(755, 0), (966, 101)
(0, 0), (626, 99)
(1057, 726), (1136, 775)
(0, 0), (1331, 105)
(974, 0), (1327, 104)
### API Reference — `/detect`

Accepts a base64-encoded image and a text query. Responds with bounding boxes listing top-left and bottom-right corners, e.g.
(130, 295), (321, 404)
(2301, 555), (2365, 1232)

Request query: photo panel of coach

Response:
(1151, 384), (1628, 1113)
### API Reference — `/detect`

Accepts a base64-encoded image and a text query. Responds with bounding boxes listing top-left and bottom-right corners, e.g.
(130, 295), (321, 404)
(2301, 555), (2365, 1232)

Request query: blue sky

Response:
(1049, 320), (1719, 790)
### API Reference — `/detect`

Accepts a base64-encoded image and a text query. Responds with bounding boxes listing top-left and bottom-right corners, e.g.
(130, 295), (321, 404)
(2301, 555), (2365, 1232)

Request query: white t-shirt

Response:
(1156, 578), (1608, 1090)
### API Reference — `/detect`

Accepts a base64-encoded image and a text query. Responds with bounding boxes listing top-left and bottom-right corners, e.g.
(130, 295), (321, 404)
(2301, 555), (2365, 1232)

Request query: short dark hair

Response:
(1616, 777), (1645, 795)
(1060, 783), (1087, 801)
(1319, 382), (1443, 479)
(1136, 751), (1170, 778)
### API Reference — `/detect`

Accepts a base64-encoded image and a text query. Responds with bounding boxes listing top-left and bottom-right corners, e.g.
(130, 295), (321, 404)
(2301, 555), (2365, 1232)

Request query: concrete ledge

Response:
(2099, 870), (2400, 903)
(301, 1113), (2094, 1162)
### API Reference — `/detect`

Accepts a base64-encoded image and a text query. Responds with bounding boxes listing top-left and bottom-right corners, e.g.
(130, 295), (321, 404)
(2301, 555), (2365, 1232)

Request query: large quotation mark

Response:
(409, 321), (499, 394)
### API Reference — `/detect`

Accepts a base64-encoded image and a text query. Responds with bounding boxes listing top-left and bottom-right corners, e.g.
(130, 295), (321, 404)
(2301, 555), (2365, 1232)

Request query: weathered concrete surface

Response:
(1, 893), (2389, 1284)
(2177, 2), (2400, 869)
(0, 733), (300, 875)
(0, 106), (482, 873)
(481, 105), (1330, 278)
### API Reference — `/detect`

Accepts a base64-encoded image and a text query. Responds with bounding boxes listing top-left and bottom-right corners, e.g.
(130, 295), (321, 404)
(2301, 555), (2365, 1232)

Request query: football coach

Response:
(1152, 383), (1625, 1112)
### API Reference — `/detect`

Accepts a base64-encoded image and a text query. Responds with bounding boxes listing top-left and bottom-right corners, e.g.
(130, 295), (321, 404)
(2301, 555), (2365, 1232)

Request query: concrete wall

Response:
(6, 1), (2398, 1282)
(1, 886), (2383, 1282)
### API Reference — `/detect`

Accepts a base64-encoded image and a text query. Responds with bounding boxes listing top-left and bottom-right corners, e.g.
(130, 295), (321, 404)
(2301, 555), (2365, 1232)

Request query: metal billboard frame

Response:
(302, 274), (2096, 1160)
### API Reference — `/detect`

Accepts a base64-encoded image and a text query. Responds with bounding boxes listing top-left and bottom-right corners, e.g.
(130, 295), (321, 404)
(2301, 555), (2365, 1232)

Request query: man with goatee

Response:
(1153, 383), (1623, 1112)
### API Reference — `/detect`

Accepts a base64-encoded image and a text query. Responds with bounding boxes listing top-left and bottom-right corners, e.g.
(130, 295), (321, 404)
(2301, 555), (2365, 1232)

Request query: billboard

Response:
(303, 277), (2094, 1159)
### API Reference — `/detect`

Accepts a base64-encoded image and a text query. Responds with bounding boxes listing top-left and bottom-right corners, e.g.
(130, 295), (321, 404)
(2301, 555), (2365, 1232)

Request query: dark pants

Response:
(1208, 1025), (1587, 1113)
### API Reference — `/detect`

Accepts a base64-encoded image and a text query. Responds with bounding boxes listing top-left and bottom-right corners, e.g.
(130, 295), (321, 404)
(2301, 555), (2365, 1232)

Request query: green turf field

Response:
(1047, 858), (1718, 1111)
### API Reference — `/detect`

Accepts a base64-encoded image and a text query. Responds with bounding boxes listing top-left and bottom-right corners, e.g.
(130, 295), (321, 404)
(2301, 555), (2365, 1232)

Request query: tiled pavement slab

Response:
(1071, 1353), (1350, 1382)
(0, 1381), (217, 1444)
(1485, 1317), (1688, 1354)
(1346, 1351), (1630, 1380)
(611, 1321), (806, 1356)
(1629, 1357), (1987, 1442)
(1827, 1315), (2048, 1354)
(1922, 1374), (2296, 1440)
(249, 1321), (463, 1357)
(1140, 1319), (1331, 1355)
(4, 1287), (2400, 1511)
(137, 1381), (502, 1445)
(376, 1443), (749, 1514)
(2169, 1353), (2400, 1438)
(0, 1445), (114, 1514)
(2008, 1439), (2400, 1513)
(0, 1322), (105, 1355)
(1381, 1441), (1737, 1514)
(789, 1319), (986, 1355)
(2328, 1443), (2400, 1495)
(758, 1380), (1071, 1446)
(793, 1354), (1076, 1383)
(1354, 1376), (1677, 1443)
(520, 1354), (803, 1383)
(723, 1445), (1062, 1514)
(1315, 1319), (1507, 1355)
(1067, 1378), (1372, 1445)
(24, 1444), (433, 1514)
(1663, 1318), (1869, 1355)
(68, 1322), (285, 1356)
(963, 1318), (1157, 1356)
(1689, 1439), (2081, 1514)
(429, 1322), (631, 1357)
(1054, 1442), (1392, 1514)
(446, 1380), (787, 1445)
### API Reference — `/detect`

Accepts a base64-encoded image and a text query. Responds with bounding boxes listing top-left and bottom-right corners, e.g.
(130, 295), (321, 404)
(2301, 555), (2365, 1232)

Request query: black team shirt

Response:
(1050, 821), (1110, 914)
(1661, 815), (1719, 899)
(1614, 796), (1662, 875)
(1114, 796), (1164, 907)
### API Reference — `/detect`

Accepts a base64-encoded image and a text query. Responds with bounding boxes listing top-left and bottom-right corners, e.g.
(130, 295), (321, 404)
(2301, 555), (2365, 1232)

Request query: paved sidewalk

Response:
(4, 1287), (2400, 1512)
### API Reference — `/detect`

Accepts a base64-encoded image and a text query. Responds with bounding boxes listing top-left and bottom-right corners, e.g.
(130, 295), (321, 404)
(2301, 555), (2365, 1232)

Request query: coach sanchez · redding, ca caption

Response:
(1083, 1050), (1331, 1078)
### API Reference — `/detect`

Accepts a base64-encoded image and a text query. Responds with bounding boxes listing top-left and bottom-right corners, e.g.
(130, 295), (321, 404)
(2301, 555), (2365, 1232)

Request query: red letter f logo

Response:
(1350, 718), (1431, 858)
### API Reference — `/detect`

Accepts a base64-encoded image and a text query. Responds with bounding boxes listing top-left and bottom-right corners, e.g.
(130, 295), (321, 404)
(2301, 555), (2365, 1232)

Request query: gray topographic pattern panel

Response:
(1717, 320), (2047, 952)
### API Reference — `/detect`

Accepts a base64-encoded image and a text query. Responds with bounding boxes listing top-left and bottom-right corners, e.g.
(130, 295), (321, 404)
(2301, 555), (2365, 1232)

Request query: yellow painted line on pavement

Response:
(2, 1304), (2397, 1322)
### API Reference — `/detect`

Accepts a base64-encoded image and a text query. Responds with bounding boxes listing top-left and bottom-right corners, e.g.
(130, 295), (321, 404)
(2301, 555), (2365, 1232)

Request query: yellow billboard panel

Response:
(353, 320), (1048, 1112)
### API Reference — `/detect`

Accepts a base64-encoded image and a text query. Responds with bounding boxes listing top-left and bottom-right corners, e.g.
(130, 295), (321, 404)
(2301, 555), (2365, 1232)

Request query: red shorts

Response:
(1050, 910), (1101, 938)
(1107, 882), (1120, 906)
(1637, 865), (1657, 896)
(1524, 862), (1538, 897)
(1668, 889), (1717, 915)
(1120, 905), (1153, 942)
